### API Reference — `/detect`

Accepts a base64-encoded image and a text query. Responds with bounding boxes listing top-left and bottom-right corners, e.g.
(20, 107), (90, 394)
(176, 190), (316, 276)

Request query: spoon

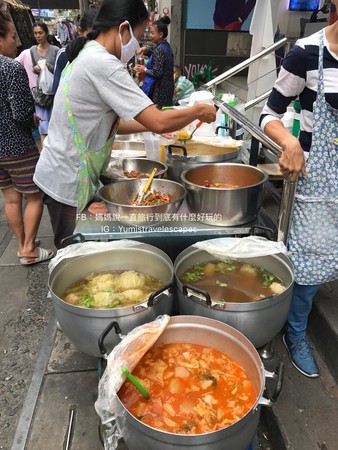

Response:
(134, 167), (157, 205)
(121, 367), (149, 398)
(177, 121), (203, 142)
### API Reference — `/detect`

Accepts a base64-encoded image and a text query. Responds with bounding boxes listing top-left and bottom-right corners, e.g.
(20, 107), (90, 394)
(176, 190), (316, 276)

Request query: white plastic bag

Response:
(193, 236), (288, 259)
(38, 59), (54, 95)
(48, 239), (142, 273)
(95, 315), (170, 449)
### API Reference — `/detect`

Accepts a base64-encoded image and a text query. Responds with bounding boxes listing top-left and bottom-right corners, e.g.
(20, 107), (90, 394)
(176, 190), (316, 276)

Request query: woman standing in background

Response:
(30, 22), (59, 144)
(134, 16), (174, 108)
(0, 12), (53, 264)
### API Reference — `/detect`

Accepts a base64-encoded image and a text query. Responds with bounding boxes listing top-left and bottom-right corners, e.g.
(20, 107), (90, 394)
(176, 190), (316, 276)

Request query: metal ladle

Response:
(177, 120), (203, 143)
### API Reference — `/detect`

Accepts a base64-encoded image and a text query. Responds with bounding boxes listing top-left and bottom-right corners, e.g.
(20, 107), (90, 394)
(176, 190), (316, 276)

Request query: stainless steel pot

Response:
(49, 244), (174, 357)
(166, 143), (240, 182)
(115, 316), (283, 450)
(182, 163), (268, 226)
(100, 158), (167, 185)
(99, 178), (186, 226)
(174, 243), (294, 348)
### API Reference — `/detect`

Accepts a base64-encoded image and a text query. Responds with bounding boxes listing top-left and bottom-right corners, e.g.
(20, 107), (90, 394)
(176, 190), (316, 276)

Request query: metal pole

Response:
(203, 37), (287, 90)
(213, 96), (297, 244)
(244, 91), (271, 111)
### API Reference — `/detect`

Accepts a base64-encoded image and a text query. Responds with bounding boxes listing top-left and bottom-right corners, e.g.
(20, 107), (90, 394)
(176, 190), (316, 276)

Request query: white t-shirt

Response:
(34, 42), (152, 207)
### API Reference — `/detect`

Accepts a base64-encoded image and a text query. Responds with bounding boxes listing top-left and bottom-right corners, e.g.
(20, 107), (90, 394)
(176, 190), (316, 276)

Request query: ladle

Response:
(121, 367), (149, 398)
(134, 167), (157, 205)
(177, 120), (203, 142)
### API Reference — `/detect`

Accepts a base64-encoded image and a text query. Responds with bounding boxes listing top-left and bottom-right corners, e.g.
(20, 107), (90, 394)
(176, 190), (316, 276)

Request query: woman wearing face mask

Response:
(33, 0), (216, 249)
(134, 16), (174, 108)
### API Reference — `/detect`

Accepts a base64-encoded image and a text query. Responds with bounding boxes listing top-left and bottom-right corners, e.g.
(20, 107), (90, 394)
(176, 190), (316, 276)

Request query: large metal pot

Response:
(99, 178), (186, 226)
(182, 163), (268, 226)
(166, 143), (240, 182)
(115, 316), (283, 450)
(100, 158), (167, 185)
(49, 244), (174, 357)
(174, 243), (294, 348)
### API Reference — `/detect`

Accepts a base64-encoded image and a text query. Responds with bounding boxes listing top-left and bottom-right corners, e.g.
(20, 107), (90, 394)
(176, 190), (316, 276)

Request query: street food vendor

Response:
(260, 6), (338, 378)
(33, 0), (216, 249)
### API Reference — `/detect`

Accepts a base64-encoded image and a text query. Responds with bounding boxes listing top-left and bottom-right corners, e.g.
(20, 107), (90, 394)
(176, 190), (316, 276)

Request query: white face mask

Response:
(119, 21), (140, 63)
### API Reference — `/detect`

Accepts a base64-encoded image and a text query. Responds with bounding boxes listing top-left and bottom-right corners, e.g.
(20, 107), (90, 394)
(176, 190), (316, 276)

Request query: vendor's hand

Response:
(133, 64), (146, 74)
(279, 135), (307, 182)
(193, 104), (216, 124)
(136, 46), (147, 55)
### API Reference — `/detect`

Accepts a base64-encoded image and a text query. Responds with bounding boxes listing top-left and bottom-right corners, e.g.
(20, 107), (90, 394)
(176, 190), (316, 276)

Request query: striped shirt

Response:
(260, 29), (338, 153)
(174, 75), (195, 101)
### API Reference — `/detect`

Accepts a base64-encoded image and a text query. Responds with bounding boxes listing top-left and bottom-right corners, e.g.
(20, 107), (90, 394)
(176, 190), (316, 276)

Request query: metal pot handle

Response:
(98, 321), (122, 356)
(215, 125), (230, 136)
(168, 144), (188, 156)
(258, 362), (285, 407)
(60, 233), (85, 247)
(147, 283), (174, 307)
(182, 284), (212, 307)
(249, 225), (274, 241)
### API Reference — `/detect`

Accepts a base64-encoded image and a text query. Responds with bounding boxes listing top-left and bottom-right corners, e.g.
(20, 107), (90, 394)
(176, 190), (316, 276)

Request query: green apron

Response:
(63, 42), (120, 212)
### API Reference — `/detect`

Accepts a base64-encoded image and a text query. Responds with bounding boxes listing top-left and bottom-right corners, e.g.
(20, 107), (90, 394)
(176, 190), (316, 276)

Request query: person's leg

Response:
(42, 193), (77, 249)
(2, 186), (25, 249)
(20, 192), (44, 257)
(284, 282), (321, 377)
(286, 283), (321, 341)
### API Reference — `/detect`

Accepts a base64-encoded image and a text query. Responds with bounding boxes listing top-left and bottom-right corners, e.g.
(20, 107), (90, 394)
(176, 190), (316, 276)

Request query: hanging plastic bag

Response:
(193, 236), (288, 259)
(95, 315), (170, 449)
(38, 59), (54, 95)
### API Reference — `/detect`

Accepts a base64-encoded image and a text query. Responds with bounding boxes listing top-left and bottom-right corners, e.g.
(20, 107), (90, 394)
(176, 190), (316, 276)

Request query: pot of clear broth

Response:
(49, 243), (174, 357)
(115, 316), (284, 450)
(174, 241), (294, 348)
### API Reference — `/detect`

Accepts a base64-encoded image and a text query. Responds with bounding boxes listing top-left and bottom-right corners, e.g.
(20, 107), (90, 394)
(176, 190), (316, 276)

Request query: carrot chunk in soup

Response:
(118, 343), (257, 434)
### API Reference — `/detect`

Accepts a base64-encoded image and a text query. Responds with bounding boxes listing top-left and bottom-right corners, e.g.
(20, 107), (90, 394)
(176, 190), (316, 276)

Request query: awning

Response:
(25, 0), (80, 9)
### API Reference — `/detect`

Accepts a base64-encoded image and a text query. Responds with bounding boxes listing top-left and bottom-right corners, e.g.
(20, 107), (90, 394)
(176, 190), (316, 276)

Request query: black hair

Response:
(0, 11), (12, 38)
(78, 9), (96, 32)
(67, 0), (148, 62)
(153, 15), (171, 39)
(174, 65), (182, 75)
(33, 21), (49, 35)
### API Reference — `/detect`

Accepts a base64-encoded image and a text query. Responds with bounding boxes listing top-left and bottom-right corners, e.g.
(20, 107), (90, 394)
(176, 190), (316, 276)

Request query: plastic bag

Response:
(38, 59), (54, 95)
(193, 236), (288, 259)
(95, 315), (170, 449)
(48, 239), (142, 273)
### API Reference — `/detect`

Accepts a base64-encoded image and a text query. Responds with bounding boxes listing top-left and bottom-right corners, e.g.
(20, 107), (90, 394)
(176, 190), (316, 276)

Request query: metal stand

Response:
(258, 340), (275, 360)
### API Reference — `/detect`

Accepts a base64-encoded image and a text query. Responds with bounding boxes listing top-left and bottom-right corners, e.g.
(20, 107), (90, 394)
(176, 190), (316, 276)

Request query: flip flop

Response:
(17, 239), (41, 257)
(20, 247), (54, 266)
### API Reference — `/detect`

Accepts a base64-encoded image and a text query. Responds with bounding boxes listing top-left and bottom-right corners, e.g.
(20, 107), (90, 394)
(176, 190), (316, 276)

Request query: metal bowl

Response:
(182, 163), (268, 226)
(100, 158), (168, 185)
(99, 178), (186, 226)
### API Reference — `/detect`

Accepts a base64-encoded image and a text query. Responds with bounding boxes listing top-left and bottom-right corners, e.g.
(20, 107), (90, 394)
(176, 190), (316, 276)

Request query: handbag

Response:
(30, 48), (54, 108)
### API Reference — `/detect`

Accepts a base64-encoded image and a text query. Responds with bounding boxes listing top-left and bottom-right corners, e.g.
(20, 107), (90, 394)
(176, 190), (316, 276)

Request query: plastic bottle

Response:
(292, 99), (301, 138)
(215, 108), (226, 136)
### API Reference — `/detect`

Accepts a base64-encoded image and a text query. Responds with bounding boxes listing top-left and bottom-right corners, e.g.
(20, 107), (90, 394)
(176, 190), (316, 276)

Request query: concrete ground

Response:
(0, 187), (337, 450)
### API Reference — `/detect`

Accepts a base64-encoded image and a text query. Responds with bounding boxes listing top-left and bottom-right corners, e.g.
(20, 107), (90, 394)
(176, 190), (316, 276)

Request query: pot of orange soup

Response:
(116, 316), (283, 450)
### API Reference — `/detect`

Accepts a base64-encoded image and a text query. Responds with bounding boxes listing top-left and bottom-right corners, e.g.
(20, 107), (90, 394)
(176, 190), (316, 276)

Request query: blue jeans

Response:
(286, 282), (320, 341)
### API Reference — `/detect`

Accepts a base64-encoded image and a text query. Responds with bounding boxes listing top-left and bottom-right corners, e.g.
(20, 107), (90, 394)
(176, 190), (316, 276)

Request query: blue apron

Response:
(288, 30), (338, 285)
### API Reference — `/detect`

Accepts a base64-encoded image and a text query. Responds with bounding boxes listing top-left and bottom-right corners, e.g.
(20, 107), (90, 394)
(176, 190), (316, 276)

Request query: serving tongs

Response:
(134, 167), (157, 205)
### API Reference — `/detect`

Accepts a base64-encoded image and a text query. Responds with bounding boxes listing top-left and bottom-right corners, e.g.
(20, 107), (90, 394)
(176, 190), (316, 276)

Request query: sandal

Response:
(17, 239), (41, 257)
(20, 247), (54, 266)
